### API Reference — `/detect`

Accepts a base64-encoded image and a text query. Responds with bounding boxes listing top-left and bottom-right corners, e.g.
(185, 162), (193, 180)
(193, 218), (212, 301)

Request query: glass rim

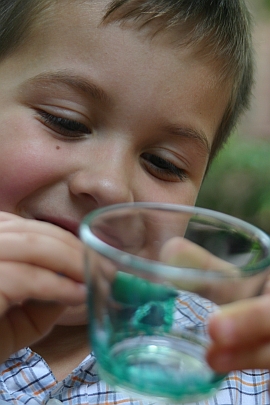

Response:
(79, 202), (270, 280)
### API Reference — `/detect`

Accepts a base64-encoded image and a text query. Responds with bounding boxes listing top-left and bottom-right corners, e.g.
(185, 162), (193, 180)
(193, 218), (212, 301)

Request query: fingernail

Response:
(210, 314), (236, 345)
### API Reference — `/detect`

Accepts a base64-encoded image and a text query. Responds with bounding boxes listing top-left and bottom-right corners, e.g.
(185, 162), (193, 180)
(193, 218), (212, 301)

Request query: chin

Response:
(56, 304), (88, 326)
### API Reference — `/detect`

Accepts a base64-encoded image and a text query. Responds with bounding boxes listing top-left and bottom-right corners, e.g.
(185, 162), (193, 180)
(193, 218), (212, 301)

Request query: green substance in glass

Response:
(111, 271), (177, 333)
(91, 272), (225, 402)
(111, 271), (178, 305)
(94, 334), (225, 402)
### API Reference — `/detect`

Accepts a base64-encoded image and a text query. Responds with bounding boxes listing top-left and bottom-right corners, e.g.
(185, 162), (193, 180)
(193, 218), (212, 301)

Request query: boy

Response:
(0, 0), (265, 404)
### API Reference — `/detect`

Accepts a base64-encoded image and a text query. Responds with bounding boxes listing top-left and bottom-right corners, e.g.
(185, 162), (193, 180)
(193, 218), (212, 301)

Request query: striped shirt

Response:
(0, 293), (269, 405)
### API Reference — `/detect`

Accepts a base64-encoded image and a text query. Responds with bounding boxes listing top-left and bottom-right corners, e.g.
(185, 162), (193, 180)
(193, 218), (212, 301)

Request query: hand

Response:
(0, 212), (86, 362)
(207, 294), (270, 372)
(160, 236), (266, 304)
(160, 236), (270, 372)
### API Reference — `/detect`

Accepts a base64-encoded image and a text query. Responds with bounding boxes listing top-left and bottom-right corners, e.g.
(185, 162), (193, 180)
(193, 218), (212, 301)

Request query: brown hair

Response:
(103, 0), (254, 164)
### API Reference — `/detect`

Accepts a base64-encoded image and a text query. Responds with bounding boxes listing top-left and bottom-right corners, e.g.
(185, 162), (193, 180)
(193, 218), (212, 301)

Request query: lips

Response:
(36, 216), (80, 236)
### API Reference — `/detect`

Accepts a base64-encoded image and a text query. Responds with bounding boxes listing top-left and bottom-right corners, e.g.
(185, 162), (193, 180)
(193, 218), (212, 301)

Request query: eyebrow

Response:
(162, 124), (211, 155)
(23, 71), (211, 154)
(23, 71), (111, 104)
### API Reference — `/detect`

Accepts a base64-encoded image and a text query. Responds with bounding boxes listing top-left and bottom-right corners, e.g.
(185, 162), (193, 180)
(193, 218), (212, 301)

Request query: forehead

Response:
(21, 0), (228, 86)
(2, 0), (230, 153)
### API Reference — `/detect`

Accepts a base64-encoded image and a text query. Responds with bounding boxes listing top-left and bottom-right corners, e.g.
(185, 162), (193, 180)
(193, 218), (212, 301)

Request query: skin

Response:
(0, 0), (231, 379)
(207, 296), (270, 373)
(161, 237), (270, 376)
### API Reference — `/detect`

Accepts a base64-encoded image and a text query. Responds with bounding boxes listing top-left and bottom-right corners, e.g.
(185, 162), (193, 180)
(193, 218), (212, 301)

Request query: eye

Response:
(37, 110), (91, 139)
(141, 152), (187, 182)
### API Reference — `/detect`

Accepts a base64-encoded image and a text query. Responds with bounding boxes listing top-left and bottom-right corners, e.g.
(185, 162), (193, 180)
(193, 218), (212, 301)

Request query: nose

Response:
(69, 147), (134, 208)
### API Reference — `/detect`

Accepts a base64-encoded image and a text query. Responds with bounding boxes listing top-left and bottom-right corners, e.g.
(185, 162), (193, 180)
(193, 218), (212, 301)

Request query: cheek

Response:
(0, 142), (63, 212)
(139, 182), (199, 207)
(0, 111), (64, 211)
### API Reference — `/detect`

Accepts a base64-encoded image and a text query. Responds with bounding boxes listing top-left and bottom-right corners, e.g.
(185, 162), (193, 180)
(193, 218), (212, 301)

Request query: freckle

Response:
(56, 146), (60, 150)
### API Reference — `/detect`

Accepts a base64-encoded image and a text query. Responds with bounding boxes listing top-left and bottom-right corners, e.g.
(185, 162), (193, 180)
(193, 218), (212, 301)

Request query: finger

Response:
(0, 215), (81, 250)
(0, 211), (26, 222)
(160, 236), (237, 272)
(0, 301), (65, 363)
(208, 295), (270, 347)
(0, 262), (87, 312)
(207, 342), (270, 372)
(0, 232), (84, 281)
(160, 237), (241, 303)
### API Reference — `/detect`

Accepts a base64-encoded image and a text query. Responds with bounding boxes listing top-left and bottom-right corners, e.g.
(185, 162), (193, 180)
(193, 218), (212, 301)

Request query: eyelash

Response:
(37, 110), (91, 138)
(37, 111), (186, 182)
(141, 153), (187, 182)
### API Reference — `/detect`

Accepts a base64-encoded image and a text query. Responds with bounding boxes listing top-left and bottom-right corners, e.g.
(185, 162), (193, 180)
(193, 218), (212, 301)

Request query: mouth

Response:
(37, 216), (80, 237)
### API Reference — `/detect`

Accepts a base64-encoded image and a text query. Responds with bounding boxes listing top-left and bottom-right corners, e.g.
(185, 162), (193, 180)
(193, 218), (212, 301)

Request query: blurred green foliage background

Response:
(196, 135), (270, 234)
(263, 0), (270, 11)
(196, 0), (270, 235)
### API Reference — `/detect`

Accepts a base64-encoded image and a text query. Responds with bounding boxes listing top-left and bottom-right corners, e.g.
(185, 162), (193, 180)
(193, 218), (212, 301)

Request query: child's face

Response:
(0, 1), (230, 324)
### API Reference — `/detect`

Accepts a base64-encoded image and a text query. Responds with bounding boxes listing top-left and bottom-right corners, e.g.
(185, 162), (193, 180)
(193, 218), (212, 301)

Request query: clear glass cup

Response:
(80, 202), (270, 403)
